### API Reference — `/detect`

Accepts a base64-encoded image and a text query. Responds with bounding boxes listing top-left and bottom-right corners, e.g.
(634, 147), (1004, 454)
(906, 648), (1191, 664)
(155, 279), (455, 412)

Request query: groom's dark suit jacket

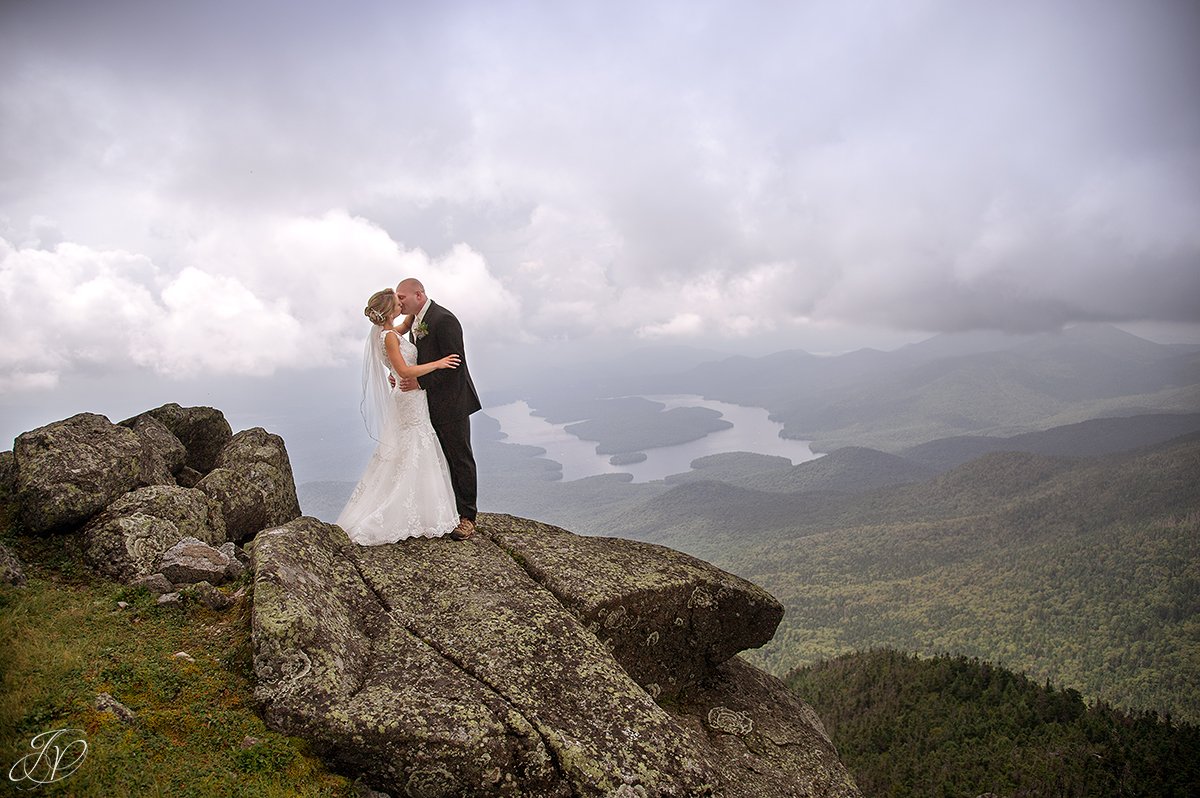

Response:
(412, 301), (481, 426)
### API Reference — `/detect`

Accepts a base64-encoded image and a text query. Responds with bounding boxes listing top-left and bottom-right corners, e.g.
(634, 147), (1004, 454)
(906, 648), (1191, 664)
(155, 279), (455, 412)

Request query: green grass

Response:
(0, 527), (354, 797)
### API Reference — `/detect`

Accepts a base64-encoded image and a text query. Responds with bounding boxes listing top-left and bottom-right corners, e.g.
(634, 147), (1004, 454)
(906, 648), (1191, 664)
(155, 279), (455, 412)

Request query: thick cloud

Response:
(0, 212), (518, 387)
(1, 0), (1198, 392)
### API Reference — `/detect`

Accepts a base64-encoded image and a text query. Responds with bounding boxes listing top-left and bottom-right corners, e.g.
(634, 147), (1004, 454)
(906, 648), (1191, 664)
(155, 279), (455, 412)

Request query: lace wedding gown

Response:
(337, 331), (459, 545)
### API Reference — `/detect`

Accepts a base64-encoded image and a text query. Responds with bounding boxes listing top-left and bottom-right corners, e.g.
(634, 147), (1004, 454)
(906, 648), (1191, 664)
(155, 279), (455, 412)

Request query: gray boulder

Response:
(134, 403), (232, 474)
(14, 413), (173, 534)
(130, 572), (175, 596)
(482, 513), (783, 700)
(0, 449), (15, 504)
(120, 414), (187, 475)
(80, 485), (226, 582)
(251, 514), (860, 797)
(218, 542), (247, 580)
(1, 541), (27, 587)
(215, 426), (296, 477)
(158, 537), (232, 586)
(182, 580), (235, 610)
(219, 540), (250, 566)
(95, 692), (136, 723)
(197, 428), (300, 542)
(175, 466), (203, 488)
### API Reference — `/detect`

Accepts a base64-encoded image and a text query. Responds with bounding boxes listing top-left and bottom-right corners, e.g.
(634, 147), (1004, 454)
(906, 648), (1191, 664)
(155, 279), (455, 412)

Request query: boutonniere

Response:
(414, 321), (430, 340)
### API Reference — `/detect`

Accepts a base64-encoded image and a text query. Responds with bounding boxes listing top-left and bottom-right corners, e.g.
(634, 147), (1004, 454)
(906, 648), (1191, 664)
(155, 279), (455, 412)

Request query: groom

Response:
(394, 278), (481, 540)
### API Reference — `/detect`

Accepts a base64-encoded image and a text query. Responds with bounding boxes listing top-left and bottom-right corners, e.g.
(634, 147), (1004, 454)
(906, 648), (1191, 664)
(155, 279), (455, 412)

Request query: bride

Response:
(337, 288), (462, 545)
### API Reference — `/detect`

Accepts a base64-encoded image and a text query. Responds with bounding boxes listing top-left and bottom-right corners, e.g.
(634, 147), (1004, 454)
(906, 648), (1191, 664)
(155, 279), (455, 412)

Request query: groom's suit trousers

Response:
(433, 416), (477, 522)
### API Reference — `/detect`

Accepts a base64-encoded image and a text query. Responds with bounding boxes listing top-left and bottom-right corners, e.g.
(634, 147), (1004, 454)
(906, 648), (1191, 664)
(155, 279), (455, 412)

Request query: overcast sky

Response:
(2, 0), (1199, 440)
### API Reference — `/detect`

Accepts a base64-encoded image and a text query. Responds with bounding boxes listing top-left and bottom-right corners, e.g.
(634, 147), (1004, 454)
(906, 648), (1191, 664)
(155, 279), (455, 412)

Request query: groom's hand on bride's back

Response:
(397, 376), (419, 392)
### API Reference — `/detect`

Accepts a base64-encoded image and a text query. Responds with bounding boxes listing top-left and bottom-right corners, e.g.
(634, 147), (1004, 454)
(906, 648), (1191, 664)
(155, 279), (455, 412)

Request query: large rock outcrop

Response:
(251, 513), (860, 797)
(13, 413), (173, 534)
(6, 404), (290, 589)
(198, 428), (301, 542)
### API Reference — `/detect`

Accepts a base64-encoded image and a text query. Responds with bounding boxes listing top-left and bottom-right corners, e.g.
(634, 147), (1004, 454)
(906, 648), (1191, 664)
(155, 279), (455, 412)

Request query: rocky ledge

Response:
(251, 513), (860, 797)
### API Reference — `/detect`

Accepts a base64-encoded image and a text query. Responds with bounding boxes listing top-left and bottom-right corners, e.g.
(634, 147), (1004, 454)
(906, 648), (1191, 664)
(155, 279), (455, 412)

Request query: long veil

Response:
(358, 328), (392, 441)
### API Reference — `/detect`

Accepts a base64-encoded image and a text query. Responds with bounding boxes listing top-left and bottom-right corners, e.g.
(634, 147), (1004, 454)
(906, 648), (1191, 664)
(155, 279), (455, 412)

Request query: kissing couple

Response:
(337, 278), (481, 544)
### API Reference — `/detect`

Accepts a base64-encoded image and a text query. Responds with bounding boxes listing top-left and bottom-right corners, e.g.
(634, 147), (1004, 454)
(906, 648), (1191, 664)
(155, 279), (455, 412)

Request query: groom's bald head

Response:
(395, 278), (426, 315)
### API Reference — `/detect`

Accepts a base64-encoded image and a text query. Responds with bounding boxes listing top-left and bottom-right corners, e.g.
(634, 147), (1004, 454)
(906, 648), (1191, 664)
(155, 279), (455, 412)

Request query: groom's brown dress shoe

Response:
(450, 517), (475, 540)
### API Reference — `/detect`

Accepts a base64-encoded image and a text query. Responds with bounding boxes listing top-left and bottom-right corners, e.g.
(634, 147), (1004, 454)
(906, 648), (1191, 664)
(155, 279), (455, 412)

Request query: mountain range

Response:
(633, 324), (1200, 451)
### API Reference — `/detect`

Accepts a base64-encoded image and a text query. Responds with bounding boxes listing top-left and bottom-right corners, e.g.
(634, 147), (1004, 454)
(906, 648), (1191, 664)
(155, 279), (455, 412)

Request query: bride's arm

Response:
(383, 330), (458, 378)
(395, 314), (415, 334)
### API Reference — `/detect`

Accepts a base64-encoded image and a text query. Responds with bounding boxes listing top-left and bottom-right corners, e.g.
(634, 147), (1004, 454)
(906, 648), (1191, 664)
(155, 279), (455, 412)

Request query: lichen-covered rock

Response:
(130, 572), (174, 595)
(219, 541), (249, 567)
(197, 428), (300, 542)
(219, 542), (247, 580)
(135, 403), (232, 474)
(358, 535), (715, 796)
(0, 449), (15, 503)
(175, 466), (203, 488)
(183, 580), (234, 610)
(252, 517), (715, 797)
(80, 485), (226, 582)
(480, 513), (783, 700)
(669, 657), (861, 797)
(1, 541), (27, 587)
(215, 427), (296, 479)
(252, 518), (568, 797)
(14, 413), (173, 534)
(120, 414), (187, 475)
(95, 692), (136, 723)
(158, 537), (232, 585)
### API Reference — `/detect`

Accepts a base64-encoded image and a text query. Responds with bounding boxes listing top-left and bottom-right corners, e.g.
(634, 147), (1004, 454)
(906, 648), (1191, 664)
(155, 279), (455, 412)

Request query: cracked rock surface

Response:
(251, 513), (860, 797)
(481, 513), (783, 701)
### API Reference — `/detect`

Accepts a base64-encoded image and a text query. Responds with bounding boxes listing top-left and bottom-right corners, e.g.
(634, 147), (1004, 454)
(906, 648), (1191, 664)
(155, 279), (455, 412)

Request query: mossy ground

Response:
(0, 511), (354, 797)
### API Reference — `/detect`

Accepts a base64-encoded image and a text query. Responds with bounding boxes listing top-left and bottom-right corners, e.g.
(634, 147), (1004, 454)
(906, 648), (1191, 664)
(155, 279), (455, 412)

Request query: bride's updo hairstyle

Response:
(364, 288), (396, 326)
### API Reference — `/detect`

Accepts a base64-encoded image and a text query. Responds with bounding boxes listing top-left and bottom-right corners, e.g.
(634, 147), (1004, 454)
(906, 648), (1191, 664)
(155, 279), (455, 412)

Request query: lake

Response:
(484, 394), (821, 482)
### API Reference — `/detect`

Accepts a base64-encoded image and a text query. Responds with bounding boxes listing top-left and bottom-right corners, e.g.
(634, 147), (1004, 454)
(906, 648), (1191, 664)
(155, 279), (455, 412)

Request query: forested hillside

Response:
(787, 649), (1200, 798)
(595, 435), (1200, 722)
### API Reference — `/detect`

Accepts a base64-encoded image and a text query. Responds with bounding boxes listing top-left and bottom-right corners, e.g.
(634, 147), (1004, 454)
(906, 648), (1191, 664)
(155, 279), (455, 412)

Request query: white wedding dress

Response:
(337, 331), (459, 545)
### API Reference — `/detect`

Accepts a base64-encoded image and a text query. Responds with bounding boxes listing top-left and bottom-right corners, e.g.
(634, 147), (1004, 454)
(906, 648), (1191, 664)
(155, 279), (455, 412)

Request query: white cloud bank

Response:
(0, 211), (518, 389)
